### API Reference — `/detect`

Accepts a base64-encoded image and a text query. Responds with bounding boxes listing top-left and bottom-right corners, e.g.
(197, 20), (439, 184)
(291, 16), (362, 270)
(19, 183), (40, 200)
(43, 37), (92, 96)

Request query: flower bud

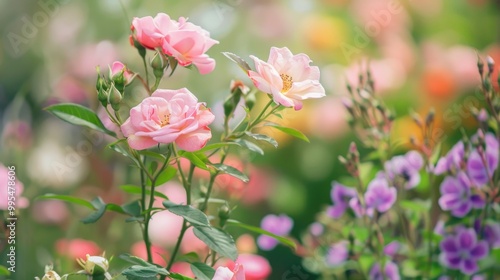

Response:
(224, 80), (247, 117)
(425, 108), (435, 127)
(218, 204), (231, 227)
(151, 52), (167, 79)
(108, 84), (122, 111)
(477, 56), (484, 77)
(477, 108), (489, 123)
(487, 56), (495, 76)
(130, 34), (146, 58)
(77, 254), (110, 276)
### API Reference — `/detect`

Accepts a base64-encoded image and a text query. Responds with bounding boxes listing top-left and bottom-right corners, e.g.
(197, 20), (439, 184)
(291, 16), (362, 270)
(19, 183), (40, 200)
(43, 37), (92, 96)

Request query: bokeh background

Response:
(1, 0), (499, 279)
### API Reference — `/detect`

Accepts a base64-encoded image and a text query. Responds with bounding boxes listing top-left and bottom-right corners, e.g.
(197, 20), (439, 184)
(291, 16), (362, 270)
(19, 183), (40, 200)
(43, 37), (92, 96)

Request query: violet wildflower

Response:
(467, 132), (498, 186)
(257, 214), (293, 250)
(438, 172), (484, 217)
(326, 182), (357, 218)
(326, 241), (349, 266)
(348, 197), (365, 217)
(475, 220), (500, 249)
(439, 227), (489, 275)
(383, 241), (401, 258)
(382, 150), (423, 189)
(369, 261), (400, 280)
(434, 141), (464, 175)
(364, 178), (397, 216)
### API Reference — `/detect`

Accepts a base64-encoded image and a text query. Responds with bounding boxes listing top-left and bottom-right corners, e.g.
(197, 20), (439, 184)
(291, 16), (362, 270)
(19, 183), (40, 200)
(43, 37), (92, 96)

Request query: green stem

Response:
(142, 56), (150, 90)
(248, 99), (274, 129)
(138, 156), (152, 263)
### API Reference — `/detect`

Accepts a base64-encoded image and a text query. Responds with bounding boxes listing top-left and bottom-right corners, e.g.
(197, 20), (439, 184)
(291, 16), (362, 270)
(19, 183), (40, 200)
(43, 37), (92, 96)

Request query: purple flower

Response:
(382, 150), (424, 189)
(348, 196), (365, 217)
(434, 141), (464, 175)
(309, 222), (324, 237)
(257, 214), (293, 250)
(326, 182), (357, 218)
(438, 172), (484, 217)
(383, 241), (401, 258)
(326, 241), (348, 266)
(369, 261), (400, 280)
(467, 132), (498, 187)
(474, 219), (500, 249)
(439, 227), (489, 275)
(364, 178), (397, 216)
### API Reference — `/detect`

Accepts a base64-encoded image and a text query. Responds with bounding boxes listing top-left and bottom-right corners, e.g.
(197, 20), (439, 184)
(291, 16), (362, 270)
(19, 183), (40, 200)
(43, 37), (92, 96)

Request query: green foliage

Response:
(211, 163), (249, 182)
(0, 266), (10, 276)
(120, 185), (169, 200)
(226, 219), (296, 250)
(162, 201), (210, 227)
(222, 52), (252, 73)
(264, 123), (310, 142)
(193, 227), (238, 261)
(190, 262), (215, 280)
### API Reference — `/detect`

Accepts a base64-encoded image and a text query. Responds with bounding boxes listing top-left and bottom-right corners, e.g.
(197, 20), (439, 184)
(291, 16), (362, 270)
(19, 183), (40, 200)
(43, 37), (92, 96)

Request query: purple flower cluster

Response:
(257, 214), (293, 250)
(326, 241), (349, 266)
(379, 150), (424, 189)
(439, 227), (489, 275)
(438, 172), (484, 217)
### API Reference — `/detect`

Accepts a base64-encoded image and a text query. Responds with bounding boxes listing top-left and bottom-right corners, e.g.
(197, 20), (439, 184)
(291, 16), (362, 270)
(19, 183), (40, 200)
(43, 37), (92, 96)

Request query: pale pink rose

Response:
(121, 88), (215, 151)
(249, 47), (325, 110)
(221, 254), (271, 280)
(131, 13), (179, 50)
(109, 61), (134, 85)
(213, 263), (245, 280)
(0, 164), (29, 210)
(162, 17), (219, 74)
(1, 121), (32, 150)
(55, 238), (101, 260)
(130, 241), (168, 266)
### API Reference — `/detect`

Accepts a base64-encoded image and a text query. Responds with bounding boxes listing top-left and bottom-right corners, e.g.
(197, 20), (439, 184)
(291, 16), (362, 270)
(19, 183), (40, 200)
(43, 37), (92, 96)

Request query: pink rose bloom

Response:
(221, 254), (271, 280)
(55, 238), (101, 260)
(131, 13), (178, 50)
(121, 88), (215, 151)
(249, 47), (325, 110)
(213, 263), (245, 280)
(162, 17), (219, 75)
(109, 61), (134, 85)
(0, 164), (29, 210)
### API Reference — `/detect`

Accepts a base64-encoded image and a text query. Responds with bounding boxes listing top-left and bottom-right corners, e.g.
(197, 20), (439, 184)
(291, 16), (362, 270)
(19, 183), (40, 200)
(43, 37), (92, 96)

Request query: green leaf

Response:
(264, 124), (309, 142)
(197, 142), (241, 153)
(120, 185), (169, 201)
(121, 200), (142, 217)
(222, 52), (251, 72)
(193, 226), (238, 261)
(233, 139), (264, 155)
(155, 166), (177, 185)
(109, 142), (140, 166)
(190, 262), (215, 280)
(119, 254), (152, 267)
(122, 266), (166, 279)
(36, 194), (94, 209)
(162, 201), (210, 227)
(178, 151), (208, 170)
(226, 219), (296, 250)
(138, 150), (166, 161)
(0, 265), (10, 276)
(105, 203), (126, 214)
(45, 103), (115, 136)
(81, 197), (107, 224)
(169, 273), (194, 280)
(176, 252), (200, 263)
(245, 132), (278, 148)
(211, 163), (249, 182)
(400, 199), (431, 213)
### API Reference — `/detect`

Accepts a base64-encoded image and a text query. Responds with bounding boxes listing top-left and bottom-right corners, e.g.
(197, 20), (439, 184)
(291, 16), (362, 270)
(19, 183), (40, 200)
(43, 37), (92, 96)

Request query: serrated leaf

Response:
(211, 163), (249, 182)
(45, 103), (115, 136)
(222, 52), (251, 72)
(36, 194), (94, 209)
(119, 185), (169, 201)
(233, 139), (264, 155)
(193, 227), (238, 260)
(162, 201), (210, 227)
(265, 124), (309, 142)
(81, 197), (107, 224)
(122, 266), (163, 279)
(178, 151), (208, 170)
(190, 262), (215, 280)
(226, 219), (296, 250)
(245, 132), (278, 148)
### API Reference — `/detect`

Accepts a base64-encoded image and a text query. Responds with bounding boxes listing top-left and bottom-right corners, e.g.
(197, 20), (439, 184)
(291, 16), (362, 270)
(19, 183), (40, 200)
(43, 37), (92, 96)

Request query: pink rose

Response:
(0, 164), (29, 210)
(162, 17), (219, 75)
(249, 47), (325, 110)
(109, 61), (134, 85)
(55, 238), (101, 260)
(131, 13), (178, 50)
(121, 88), (215, 151)
(213, 263), (245, 280)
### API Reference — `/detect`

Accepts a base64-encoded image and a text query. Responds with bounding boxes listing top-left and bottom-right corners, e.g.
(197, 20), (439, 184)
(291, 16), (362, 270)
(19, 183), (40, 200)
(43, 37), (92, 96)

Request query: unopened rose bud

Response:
(151, 52), (167, 79)
(218, 204), (231, 227)
(108, 84), (122, 111)
(130, 35), (146, 58)
(487, 56), (495, 76)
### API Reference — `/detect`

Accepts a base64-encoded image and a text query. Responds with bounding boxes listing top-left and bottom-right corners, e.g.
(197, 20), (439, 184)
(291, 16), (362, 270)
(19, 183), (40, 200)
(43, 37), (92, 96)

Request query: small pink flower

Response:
(249, 47), (325, 110)
(109, 61), (134, 85)
(162, 17), (219, 75)
(131, 13), (178, 50)
(0, 164), (29, 210)
(213, 263), (245, 280)
(121, 88), (215, 151)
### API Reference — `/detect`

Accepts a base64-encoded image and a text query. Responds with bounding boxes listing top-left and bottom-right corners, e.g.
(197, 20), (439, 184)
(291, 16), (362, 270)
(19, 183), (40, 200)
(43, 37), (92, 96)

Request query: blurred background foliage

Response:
(0, 0), (499, 279)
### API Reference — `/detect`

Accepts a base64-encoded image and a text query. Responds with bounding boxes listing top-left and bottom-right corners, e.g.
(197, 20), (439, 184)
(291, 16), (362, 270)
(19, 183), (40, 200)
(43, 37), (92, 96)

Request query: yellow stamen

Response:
(160, 114), (170, 126)
(280, 73), (293, 93)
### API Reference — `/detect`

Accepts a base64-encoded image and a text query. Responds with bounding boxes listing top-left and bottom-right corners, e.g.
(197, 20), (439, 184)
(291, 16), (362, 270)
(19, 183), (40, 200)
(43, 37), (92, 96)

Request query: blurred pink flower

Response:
(70, 41), (119, 79)
(350, 0), (410, 38)
(247, 3), (292, 39)
(222, 254), (272, 280)
(1, 120), (32, 149)
(130, 241), (168, 267)
(180, 227), (208, 255)
(162, 17), (219, 75)
(32, 200), (69, 225)
(213, 263), (245, 280)
(121, 88), (215, 151)
(249, 47), (325, 110)
(55, 238), (101, 260)
(309, 97), (349, 140)
(131, 13), (178, 50)
(0, 164), (29, 210)
(170, 262), (195, 278)
(52, 75), (88, 103)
